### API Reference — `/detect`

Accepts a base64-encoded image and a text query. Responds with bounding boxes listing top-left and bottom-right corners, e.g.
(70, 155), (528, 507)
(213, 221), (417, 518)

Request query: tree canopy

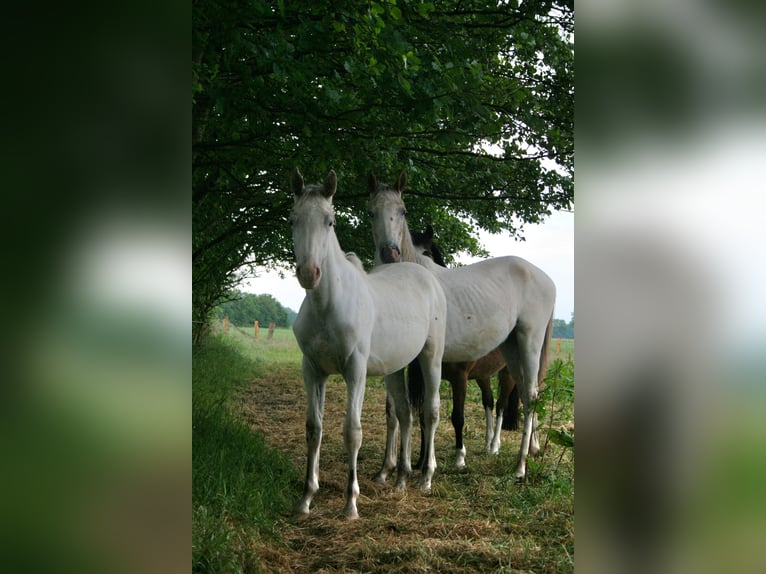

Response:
(193, 0), (574, 340)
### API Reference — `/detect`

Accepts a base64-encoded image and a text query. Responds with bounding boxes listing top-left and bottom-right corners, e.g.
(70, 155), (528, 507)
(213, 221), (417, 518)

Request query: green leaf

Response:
(397, 75), (412, 94)
(417, 2), (435, 18)
(547, 429), (574, 449)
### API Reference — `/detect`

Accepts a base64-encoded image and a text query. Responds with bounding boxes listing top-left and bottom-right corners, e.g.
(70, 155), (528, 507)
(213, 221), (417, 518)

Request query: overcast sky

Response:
(243, 210), (574, 321)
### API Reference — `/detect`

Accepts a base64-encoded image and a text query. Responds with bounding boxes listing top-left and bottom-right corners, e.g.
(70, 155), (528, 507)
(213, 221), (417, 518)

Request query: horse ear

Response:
(323, 170), (337, 199)
(425, 224), (434, 240)
(396, 170), (407, 194)
(367, 171), (378, 196)
(291, 168), (304, 196)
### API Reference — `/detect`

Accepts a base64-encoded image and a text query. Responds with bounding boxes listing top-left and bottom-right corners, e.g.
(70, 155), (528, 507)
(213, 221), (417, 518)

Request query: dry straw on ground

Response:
(238, 354), (573, 574)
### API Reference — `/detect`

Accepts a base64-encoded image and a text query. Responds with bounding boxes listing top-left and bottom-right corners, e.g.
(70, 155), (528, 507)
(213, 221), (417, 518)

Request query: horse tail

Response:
(407, 358), (424, 414)
(501, 379), (520, 431)
(538, 311), (555, 386)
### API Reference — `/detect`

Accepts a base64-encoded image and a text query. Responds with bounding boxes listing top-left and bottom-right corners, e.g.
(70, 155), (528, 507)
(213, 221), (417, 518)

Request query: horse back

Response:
(435, 256), (554, 361)
(364, 262), (447, 375)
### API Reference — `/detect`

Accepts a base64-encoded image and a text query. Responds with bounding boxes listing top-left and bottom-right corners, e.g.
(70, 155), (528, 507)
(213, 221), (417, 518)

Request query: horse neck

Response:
(306, 232), (360, 309)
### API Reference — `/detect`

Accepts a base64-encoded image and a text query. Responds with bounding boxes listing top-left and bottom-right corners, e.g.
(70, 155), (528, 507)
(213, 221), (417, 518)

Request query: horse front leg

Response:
(295, 360), (327, 518)
(373, 390), (399, 484)
(342, 353), (368, 519)
(418, 358), (442, 492)
(475, 375), (496, 453)
(489, 368), (513, 454)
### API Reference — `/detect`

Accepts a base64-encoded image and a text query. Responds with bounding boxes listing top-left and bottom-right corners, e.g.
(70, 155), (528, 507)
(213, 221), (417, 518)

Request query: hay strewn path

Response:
(239, 360), (573, 573)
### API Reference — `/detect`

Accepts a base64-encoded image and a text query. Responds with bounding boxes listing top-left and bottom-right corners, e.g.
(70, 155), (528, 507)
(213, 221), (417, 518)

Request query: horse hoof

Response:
(343, 507), (359, 520)
(455, 447), (466, 468)
(417, 478), (432, 493)
(373, 474), (387, 485)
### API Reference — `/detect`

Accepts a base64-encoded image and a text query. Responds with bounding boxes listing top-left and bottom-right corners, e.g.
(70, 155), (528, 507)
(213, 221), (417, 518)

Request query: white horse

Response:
(289, 168), (446, 519)
(367, 171), (556, 481)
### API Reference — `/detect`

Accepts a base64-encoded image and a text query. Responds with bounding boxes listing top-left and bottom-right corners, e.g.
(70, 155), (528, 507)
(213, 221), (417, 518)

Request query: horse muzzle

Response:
(379, 243), (401, 264)
(296, 263), (321, 289)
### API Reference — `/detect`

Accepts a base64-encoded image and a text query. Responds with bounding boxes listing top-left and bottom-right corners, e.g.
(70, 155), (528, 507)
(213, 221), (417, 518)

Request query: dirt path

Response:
(239, 368), (573, 573)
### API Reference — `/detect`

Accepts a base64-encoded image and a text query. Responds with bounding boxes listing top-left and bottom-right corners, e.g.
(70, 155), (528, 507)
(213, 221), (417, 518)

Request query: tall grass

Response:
(192, 335), (300, 574)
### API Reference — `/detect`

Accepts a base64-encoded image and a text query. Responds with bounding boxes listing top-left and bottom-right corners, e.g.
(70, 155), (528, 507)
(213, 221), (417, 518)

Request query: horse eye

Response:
(401, 209), (407, 217)
(328, 220), (334, 227)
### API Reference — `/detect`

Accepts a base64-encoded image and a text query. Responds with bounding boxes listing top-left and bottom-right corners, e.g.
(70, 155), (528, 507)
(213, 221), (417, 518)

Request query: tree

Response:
(193, 0), (574, 341)
(215, 292), (291, 328)
(552, 313), (574, 338)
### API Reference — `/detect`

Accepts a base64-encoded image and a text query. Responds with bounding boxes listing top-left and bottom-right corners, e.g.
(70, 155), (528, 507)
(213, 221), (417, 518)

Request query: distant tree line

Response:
(214, 291), (295, 328)
(552, 313), (574, 339)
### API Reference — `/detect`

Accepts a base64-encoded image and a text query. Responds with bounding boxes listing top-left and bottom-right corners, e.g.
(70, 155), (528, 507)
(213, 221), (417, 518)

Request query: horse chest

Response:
(294, 318), (367, 375)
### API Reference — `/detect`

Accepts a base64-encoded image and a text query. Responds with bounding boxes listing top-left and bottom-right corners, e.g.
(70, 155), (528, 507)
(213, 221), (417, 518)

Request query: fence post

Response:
(557, 338), (561, 353)
(223, 316), (229, 334)
(254, 320), (259, 340)
(267, 322), (276, 340)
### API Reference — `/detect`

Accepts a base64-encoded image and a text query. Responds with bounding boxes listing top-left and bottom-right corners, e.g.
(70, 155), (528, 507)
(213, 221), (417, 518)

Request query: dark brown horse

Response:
(410, 227), (520, 469)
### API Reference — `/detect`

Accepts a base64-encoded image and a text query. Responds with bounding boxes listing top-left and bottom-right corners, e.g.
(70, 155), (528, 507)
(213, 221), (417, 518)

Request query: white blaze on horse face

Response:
(369, 191), (407, 264)
(291, 195), (335, 289)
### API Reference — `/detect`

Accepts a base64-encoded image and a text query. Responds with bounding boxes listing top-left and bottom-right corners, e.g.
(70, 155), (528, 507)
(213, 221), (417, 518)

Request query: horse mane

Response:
(345, 251), (364, 272)
(398, 222), (418, 263)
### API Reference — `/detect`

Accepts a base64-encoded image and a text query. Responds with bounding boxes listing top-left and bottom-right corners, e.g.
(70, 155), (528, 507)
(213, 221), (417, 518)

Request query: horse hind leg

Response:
(451, 370), (469, 468)
(374, 390), (399, 484)
(507, 329), (547, 481)
(381, 369), (413, 491)
(490, 369), (513, 454)
(407, 359), (427, 471)
(501, 378), (520, 431)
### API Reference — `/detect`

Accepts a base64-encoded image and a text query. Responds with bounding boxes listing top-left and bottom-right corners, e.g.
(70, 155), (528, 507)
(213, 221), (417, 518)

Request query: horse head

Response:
(290, 168), (337, 289)
(411, 225), (447, 268)
(367, 170), (408, 264)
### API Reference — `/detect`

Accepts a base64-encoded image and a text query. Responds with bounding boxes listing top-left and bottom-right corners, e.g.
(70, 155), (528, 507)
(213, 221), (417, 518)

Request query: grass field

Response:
(194, 324), (574, 573)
